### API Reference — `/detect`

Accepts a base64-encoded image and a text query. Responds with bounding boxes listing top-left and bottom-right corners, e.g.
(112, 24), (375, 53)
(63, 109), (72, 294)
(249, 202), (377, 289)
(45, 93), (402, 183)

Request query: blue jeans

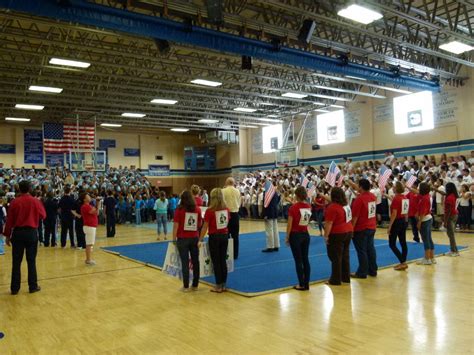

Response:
(0, 235), (4, 255)
(352, 229), (378, 277)
(135, 208), (141, 224)
(156, 213), (167, 235)
(312, 209), (324, 233)
(420, 219), (434, 251)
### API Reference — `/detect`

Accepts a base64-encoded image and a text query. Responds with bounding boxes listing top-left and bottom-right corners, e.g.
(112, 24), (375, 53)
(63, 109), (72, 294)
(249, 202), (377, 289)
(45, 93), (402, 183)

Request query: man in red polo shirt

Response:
(350, 178), (378, 279)
(4, 180), (46, 295)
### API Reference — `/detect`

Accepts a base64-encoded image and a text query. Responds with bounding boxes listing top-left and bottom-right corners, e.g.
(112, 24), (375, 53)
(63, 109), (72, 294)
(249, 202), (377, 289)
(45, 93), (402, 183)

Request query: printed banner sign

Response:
(24, 129), (44, 164)
(148, 164), (170, 176)
(46, 153), (65, 167)
(0, 144), (15, 154)
(124, 148), (140, 157)
(99, 139), (116, 148)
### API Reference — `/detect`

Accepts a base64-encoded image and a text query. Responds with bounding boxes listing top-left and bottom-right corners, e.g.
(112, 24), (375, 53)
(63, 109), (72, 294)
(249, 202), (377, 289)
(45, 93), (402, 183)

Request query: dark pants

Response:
(352, 229), (378, 277)
(389, 218), (408, 263)
(37, 220), (44, 244)
(228, 212), (240, 259)
(60, 218), (75, 247)
(177, 237), (200, 288)
(289, 232), (311, 288)
(326, 232), (352, 285)
(11, 228), (39, 293)
(209, 234), (229, 286)
(312, 209), (324, 233)
(75, 219), (86, 248)
(409, 216), (419, 241)
(106, 213), (116, 238)
(44, 218), (57, 247)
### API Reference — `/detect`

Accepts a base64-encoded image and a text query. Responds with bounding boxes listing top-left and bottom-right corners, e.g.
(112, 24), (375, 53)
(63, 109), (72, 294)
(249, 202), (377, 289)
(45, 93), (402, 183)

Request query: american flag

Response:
(325, 161), (340, 187)
(301, 174), (309, 188)
(336, 173), (345, 187)
(378, 165), (392, 191)
(307, 182), (316, 198)
(263, 179), (276, 208)
(405, 173), (417, 188)
(43, 123), (95, 153)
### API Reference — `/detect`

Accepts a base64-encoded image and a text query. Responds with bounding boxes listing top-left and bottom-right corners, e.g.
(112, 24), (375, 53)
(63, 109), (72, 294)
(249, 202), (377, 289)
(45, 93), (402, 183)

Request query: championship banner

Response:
(162, 240), (234, 279)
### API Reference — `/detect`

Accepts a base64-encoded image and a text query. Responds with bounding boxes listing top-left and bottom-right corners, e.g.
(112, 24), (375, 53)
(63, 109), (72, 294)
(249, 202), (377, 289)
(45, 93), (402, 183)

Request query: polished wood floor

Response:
(0, 220), (473, 354)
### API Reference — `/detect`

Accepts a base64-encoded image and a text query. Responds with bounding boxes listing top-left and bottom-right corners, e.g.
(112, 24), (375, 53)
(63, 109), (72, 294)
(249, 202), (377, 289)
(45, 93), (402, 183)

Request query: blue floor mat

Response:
(102, 232), (465, 296)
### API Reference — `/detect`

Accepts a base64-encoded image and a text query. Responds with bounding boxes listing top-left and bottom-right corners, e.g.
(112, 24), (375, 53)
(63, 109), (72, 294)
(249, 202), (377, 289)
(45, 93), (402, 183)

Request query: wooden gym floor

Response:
(0, 221), (473, 354)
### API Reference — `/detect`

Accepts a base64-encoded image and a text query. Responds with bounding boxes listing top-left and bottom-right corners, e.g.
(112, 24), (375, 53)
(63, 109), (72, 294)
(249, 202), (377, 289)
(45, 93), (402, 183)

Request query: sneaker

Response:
(190, 286), (199, 292)
(85, 260), (96, 265)
(451, 252), (460, 257)
(180, 287), (190, 293)
(76, 247), (83, 250)
(431, 258), (437, 264)
(417, 258), (432, 265)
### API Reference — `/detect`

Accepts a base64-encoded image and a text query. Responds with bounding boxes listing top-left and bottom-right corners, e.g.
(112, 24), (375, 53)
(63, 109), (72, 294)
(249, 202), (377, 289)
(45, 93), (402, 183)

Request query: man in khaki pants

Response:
(222, 178), (241, 259)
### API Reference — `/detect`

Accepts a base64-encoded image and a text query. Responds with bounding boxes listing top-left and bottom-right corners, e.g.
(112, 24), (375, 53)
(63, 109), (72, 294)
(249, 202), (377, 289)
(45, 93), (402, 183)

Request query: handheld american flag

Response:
(263, 179), (276, 208)
(336, 173), (345, 187)
(405, 173), (417, 188)
(378, 165), (392, 191)
(325, 161), (340, 187)
(301, 174), (309, 188)
(307, 182), (316, 198)
(43, 123), (95, 153)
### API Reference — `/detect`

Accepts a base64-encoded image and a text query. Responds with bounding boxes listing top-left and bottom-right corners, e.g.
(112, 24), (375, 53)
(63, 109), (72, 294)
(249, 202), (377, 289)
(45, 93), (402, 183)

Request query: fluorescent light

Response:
(234, 107), (257, 113)
(171, 128), (189, 132)
(101, 123), (122, 128)
(330, 104), (345, 109)
(338, 4), (383, 24)
(345, 75), (367, 81)
(28, 85), (63, 93)
(198, 119), (219, 124)
(121, 113), (146, 118)
(257, 118), (283, 123)
(49, 58), (91, 68)
(314, 109), (330, 113)
(15, 104), (44, 110)
(191, 79), (222, 87)
(151, 99), (178, 105)
(240, 125), (258, 129)
(267, 115), (279, 118)
(5, 117), (30, 122)
(282, 92), (308, 99)
(439, 41), (474, 55)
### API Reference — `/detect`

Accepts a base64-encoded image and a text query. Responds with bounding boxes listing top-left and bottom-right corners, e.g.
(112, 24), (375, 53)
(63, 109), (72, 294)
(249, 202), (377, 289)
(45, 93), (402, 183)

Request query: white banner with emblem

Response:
(162, 240), (234, 279)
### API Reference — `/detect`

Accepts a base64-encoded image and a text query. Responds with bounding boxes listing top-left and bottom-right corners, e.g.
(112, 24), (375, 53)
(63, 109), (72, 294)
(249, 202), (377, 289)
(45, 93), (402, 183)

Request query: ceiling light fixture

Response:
(198, 119), (219, 124)
(171, 128), (189, 132)
(5, 117), (31, 122)
(121, 113), (146, 118)
(439, 41), (474, 55)
(100, 123), (122, 128)
(282, 92), (308, 99)
(257, 118), (284, 123)
(151, 99), (178, 105)
(337, 4), (383, 24)
(15, 104), (44, 110)
(344, 75), (367, 81)
(330, 104), (345, 109)
(49, 58), (91, 68)
(240, 125), (258, 129)
(314, 109), (330, 113)
(191, 79), (222, 87)
(234, 107), (257, 113)
(28, 85), (63, 93)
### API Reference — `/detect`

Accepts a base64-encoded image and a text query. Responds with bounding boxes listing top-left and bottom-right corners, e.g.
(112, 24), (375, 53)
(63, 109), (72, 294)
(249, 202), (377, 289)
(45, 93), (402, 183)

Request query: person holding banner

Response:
(387, 182), (409, 271)
(285, 186), (311, 291)
(199, 188), (230, 293)
(172, 190), (202, 292)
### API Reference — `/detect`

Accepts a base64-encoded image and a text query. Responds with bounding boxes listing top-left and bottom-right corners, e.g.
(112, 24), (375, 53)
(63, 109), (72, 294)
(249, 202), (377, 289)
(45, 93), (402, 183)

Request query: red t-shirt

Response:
(288, 202), (312, 233)
(204, 208), (229, 235)
(174, 207), (202, 238)
(406, 192), (420, 217)
(194, 196), (203, 207)
(351, 191), (377, 232)
(81, 203), (98, 227)
(325, 203), (353, 234)
(444, 194), (458, 216)
(391, 194), (409, 219)
(417, 194), (431, 216)
(3, 194), (46, 237)
(312, 197), (326, 211)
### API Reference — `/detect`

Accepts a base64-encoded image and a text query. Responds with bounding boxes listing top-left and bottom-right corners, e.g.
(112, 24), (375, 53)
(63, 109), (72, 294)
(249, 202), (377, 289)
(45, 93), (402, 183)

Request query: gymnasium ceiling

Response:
(0, 0), (473, 132)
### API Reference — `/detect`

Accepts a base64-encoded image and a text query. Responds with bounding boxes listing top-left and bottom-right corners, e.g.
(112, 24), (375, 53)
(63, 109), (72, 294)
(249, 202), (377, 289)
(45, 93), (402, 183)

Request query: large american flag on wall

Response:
(43, 123), (95, 153)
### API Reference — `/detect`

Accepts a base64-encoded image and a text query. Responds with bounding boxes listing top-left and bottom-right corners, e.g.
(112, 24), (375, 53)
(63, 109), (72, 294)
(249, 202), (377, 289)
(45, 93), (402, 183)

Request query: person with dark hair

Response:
(285, 186), (311, 291)
(443, 183), (460, 256)
(81, 193), (99, 265)
(172, 190), (202, 292)
(4, 180), (46, 295)
(72, 192), (86, 250)
(58, 185), (76, 248)
(387, 182), (409, 271)
(324, 187), (353, 285)
(43, 191), (58, 247)
(350, 178), (378, 279)
(222, 177), (241, 259)
(154, 191), (169, 240)
(406, 181), (421, 243)
(103, 190), (117, 238)
(262, 180), (281, 253)
(417, 182), (435, 265)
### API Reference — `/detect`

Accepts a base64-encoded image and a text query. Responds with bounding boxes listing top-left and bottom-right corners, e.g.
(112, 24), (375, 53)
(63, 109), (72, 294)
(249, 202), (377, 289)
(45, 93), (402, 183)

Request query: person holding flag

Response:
(325, 161), (341, 187)
(262, 179), (280, 253)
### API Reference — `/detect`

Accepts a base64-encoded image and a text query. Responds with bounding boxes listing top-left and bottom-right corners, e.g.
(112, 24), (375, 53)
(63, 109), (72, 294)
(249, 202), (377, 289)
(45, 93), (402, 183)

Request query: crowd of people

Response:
(0, 150), (473, 294)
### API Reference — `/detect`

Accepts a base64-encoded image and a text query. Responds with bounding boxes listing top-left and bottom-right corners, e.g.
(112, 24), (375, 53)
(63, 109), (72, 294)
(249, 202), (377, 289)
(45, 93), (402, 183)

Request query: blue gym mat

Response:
(102, 232), (465, 296)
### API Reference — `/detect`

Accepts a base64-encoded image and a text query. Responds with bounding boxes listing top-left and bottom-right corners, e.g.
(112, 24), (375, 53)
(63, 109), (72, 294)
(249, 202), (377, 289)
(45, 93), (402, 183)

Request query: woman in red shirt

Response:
(387, 182), (409, 270)
(443, 182), (459, 256)
(191, 184), (203, 207)
(173, 190), (202, 292)
(80, 193), (99, 266)
(285, 186), (312, 291)
(199, 188), (230, 293)
(324, 187), (353, 285)
(311, 192), (326, 236)
(416, 183), (435, 265)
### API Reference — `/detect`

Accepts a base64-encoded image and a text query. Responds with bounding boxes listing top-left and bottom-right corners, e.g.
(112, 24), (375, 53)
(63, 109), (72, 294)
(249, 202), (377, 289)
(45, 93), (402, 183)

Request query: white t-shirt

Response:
(436, 185), (445, 204)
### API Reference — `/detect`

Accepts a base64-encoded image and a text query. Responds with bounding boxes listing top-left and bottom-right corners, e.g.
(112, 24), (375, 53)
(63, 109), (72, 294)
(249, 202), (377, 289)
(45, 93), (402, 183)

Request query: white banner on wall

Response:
(374, 102), (393, 123)
(252, 128), (263, 154)
(345, 110), (361, 138)
(303, 115), (317, 143)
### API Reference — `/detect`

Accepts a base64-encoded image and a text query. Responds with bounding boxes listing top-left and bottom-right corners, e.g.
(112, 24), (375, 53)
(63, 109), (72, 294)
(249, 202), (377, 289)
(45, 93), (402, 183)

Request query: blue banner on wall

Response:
(148, 165), (170, 176)
(184, 146), (216, 170)
(46, 153), (65, 167)
(0, 144), (15, 154)
(24, 129), (44, 164)
(99, 139), (116, 148)
(124, 148), (140, 157)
